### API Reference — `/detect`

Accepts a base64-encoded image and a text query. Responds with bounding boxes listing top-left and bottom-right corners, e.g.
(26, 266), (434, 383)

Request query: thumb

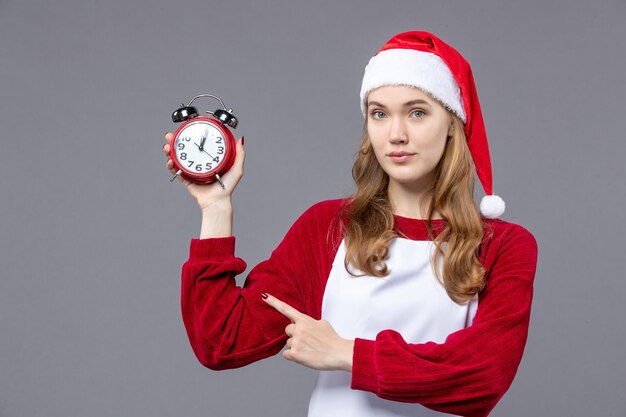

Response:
(226, 136), (245, 180)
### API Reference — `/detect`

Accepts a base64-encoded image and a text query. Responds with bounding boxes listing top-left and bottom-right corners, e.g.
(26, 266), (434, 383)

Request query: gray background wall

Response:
(1, 0), (624, 416)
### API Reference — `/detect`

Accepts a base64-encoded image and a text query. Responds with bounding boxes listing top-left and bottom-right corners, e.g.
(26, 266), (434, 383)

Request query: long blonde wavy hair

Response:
(341, 110), (487, 304)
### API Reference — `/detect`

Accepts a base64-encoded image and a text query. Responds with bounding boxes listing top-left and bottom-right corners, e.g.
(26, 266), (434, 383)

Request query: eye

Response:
(370, 111), (386, 120)
(411, 110), (425, 118)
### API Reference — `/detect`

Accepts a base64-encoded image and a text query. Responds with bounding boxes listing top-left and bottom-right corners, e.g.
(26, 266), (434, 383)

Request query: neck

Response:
(388, 179), (442, 220)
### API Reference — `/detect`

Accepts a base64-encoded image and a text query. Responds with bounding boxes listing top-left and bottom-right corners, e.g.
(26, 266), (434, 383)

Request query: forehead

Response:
(367, 85), (441, 108)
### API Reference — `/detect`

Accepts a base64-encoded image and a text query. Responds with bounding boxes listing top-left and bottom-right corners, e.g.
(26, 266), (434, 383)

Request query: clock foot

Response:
(170, 169), (182, 182)
(215, 174), (225, 189)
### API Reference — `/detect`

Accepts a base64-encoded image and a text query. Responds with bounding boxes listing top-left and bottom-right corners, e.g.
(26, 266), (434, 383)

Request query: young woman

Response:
(163, 31), (538, 417)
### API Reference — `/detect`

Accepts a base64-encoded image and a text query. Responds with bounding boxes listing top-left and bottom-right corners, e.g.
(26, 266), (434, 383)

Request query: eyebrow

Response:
(367, 99), (432, 109)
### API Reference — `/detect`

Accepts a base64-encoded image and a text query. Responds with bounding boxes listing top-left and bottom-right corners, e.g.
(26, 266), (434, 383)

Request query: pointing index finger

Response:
(262, 293), (305, 322)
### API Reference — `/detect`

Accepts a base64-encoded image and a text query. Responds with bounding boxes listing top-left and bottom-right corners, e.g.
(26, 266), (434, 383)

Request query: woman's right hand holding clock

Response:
(163, 132), (245, 238)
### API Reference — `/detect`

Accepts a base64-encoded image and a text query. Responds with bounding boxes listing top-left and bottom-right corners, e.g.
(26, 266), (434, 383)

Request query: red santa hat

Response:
(359, 30), (505, 219)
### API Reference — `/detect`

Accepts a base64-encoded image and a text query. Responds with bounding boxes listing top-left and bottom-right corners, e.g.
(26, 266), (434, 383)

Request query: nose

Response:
(388, 117), (408, 144)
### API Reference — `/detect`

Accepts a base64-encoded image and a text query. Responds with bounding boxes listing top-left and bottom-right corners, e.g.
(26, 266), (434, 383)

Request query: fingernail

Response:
(261, 293), (268, 299)
(241, 136), (245, 146)
(163, 144), (166, 150)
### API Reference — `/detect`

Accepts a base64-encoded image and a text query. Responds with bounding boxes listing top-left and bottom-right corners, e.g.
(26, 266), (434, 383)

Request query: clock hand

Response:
(194, 142), (217, 161)
(199, 129), (208, 151)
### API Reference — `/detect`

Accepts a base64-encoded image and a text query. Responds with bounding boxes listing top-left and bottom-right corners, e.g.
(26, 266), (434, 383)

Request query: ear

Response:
(446, 113), (454, 135)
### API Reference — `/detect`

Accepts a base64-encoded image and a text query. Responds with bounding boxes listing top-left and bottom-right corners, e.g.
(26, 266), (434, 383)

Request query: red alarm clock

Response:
(169, 94), (239, 188)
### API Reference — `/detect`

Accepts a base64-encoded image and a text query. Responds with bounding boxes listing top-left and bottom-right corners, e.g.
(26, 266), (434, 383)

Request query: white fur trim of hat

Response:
(359, 48), (466, 123)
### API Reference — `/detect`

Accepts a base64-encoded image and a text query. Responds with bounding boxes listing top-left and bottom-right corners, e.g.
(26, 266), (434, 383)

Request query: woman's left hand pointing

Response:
(262, 293), (354, 372)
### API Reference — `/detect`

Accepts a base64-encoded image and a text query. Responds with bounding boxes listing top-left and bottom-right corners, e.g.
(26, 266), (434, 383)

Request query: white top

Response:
(307, 237), (479, 417)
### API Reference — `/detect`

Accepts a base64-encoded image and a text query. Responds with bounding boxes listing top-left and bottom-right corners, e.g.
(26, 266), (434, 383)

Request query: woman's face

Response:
(366, 85), (453, 191)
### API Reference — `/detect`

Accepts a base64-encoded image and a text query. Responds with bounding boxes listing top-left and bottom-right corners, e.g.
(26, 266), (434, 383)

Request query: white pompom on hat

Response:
(360, 30), (505, 219)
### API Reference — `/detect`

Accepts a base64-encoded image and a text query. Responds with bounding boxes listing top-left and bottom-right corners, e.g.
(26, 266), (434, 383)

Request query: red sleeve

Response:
(350, 222), (539, 417)
(180, 200), (343, 370)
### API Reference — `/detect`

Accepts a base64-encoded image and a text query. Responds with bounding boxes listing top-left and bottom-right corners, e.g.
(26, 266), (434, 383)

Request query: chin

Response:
(388, 175), (425, 186)
(385, 167), (434, 188)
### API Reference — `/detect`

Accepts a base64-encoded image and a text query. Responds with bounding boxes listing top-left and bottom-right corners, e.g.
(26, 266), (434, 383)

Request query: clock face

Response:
(173, 120), (227, 175)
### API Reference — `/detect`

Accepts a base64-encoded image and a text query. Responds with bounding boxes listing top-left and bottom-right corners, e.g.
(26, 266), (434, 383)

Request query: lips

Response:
(387, 151), (416, 163)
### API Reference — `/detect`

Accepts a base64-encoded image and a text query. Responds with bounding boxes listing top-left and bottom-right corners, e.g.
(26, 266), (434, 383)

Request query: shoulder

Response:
(303, 198), (348, 214)
(282, 198), (347, 247)
(281, 198), (348, 235)
(484, 218), (537, 249)
(274, 199), (347, 257)
(295, 198), (348, 224)
(480, 218), (538, 271)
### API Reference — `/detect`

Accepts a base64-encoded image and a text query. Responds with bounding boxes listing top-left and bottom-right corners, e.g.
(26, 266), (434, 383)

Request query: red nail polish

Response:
(241, 136), (245, 146)
(261, 293), (268, 299)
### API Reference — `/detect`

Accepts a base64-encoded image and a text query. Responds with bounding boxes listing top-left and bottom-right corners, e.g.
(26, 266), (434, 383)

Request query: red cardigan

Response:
(181, 198), (538, 417)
